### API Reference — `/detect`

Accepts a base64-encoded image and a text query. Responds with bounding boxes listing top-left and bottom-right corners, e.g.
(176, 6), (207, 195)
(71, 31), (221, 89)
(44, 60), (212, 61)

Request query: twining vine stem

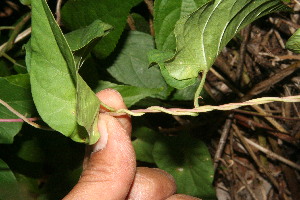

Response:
(0, 117), (39, 122)
(1, 96), (300, 129)
(0, 98), (53, 131)
(104, 95), (300, 116)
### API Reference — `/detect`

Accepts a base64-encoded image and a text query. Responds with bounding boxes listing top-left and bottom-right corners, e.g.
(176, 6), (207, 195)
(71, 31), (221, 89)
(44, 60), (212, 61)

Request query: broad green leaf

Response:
(107, 31), (172, 98)
(65, 20), (113, 68)
(160, 63), (196, 89)
(65, 20), (112, 52)
(0, 74), (34, 144)
(41, 0), (77, 80)
(0, 159), (22, 199)
(170, 78), (201, 101)
(148, 49), (196, 89)
(30, 0), (101, 144)
(154, 0), (211, 51)
(147, 49), (174, 65)
(66, 19), (113, 144)
(95, 81), (162, 107)
(16, 137), (45, 163)
(132, 127), (160, 163)
(171, 78), (210, 101)
(153, 135), (215, 198)
(286, 28), (300, 53)
(165, 0), (287, 81)
(76, 75), (100, 144)
(61, 0), (143, 58)
(30, 0), (77, 138)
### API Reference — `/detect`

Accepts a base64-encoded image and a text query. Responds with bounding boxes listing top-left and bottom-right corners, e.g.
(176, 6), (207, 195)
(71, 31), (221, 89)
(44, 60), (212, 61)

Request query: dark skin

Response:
(63, 89), (200, 200)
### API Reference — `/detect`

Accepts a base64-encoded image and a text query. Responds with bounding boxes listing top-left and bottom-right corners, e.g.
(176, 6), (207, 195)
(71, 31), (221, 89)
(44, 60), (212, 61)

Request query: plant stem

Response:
(56, 0), (63, 25)
(0, 26), (15, 30)
(2, 53), (26, 69)
(0, 13), (31, 56)
(0, 98), (53, 131)
(144, 0), (154, 15)
(214, 114), (233, 171)
(194, 70), (207, 108)
(0, 117), (39, 122)
(108, 95), (300, 116)
(0, 28), (31, 52)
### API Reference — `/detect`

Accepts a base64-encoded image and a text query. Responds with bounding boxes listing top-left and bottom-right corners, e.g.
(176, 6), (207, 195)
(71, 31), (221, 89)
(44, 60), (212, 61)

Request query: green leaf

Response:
(65, 20), (112, 52)
(107, 31), (172, 98)
(61, 0), (143, 58)
(170, 78), (201, 100)
(171, 78), (209, 101)
(30, 0), (101, 144)
(132, 127), (160, 163)
(30, 0), (77, 138)
(148, 49), (196, 89)
(154, 0), (211, 51)
(0, 159), (22, 199)
(0, 74), (34, 144)
(147, 49), (174, 65)
(286, 28), (300, 53)
(165, 0), (287, 81)
(65, 19), (113, 144)
(76, 75), (100, 144)
(160, 63), (196, 89)
(153, 135), (215, 198)
(94, 81), (162, 107)
(17, 138), (45, 163)
(65, 20), (113, 68)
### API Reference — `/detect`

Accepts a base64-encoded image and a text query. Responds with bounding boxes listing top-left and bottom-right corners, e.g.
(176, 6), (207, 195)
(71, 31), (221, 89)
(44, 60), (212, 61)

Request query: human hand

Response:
(63, 89), (200, 200)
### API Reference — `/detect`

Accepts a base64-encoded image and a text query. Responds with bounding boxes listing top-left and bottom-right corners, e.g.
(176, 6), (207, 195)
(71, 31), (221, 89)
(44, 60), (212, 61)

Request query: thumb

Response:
(64, 89), (136, 200)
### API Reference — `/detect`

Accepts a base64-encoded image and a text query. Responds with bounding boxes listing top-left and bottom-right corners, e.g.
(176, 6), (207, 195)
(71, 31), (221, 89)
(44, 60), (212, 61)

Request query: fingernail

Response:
(92, 116), (108, 152)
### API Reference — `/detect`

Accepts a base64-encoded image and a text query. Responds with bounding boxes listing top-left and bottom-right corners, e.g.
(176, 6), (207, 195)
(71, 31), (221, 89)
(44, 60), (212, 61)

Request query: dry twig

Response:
(244, 138), (300, 171)
(232, 124), (280, 191)
(214, 114), (233, 171)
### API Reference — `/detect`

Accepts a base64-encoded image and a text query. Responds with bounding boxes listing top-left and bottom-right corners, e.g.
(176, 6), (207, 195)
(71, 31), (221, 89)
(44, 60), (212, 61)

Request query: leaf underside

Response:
(30, 0), (110, 144)
(156, 0), (287, 88)
(65, 19), (113, 68)
(154, 0), (211, 51)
